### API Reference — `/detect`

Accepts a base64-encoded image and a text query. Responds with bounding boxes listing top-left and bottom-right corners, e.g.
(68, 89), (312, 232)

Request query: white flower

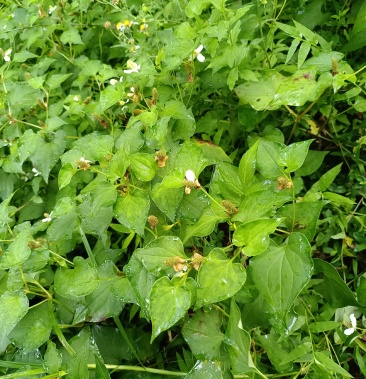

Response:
(32, 168), (41, 176)
(42, 212), (52, 222)
(344, 313), (357, 335)
(124, 60), (140, 74)
(4, 48), (11, 62)
(79, 157), (91, 163)
(110, 77), (123, 85)
(185, 170), (196, 182)
(193, 45), (205, 62)
(49, 5), (57, 14)
(73, 95), (79, 101)
(140, 23), (148, 32)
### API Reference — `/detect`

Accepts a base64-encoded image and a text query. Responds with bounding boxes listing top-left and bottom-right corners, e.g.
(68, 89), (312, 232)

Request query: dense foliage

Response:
(1, 0), (366, 378)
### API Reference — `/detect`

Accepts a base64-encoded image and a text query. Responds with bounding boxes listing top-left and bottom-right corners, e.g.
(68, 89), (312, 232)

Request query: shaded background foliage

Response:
(0, 0), (366, 378)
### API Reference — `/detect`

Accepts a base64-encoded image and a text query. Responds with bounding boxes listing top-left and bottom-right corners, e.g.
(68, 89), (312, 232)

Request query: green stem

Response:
(88, 364), (186, 376)
(0, 368), (47, 379)
(199, 187), (227, 212)
(78, 225), (97, 268)
(113, 316), (145, 367)
(48, 300), (76, 357)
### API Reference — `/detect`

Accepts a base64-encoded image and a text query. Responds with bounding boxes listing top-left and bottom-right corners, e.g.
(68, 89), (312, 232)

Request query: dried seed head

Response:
(191, 253), (204, 271)
(147, 215), (159, 229)
(222, 200), (238, 215)
(277, 176), (292, 190)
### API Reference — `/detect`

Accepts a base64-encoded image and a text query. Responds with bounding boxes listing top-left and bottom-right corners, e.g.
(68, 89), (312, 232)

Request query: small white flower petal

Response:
(344, 327), (354, 336)
(110, 78), (118, 85)
(73, 95), (79, 101)
(197, 53), (205, 62)
(350, 313), (357, 328)
(195, 45), (204, 54)
(185, 170), (196, 182)
(124, 60), (140, 74)
(32, 168), (41, 176)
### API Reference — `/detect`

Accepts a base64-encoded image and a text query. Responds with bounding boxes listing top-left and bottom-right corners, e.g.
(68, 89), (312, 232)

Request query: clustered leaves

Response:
(1, 0), (366, 378)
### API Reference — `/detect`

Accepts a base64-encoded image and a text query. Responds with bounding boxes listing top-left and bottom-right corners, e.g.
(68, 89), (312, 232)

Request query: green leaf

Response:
(323, 192), (355, 206)
(124, 255), (155, 320)
(74, 132), (114, 162)
(342, 0), (366, 52)
(134, 236), (188, 277)
(216, 163), (244, 203)
(295, 150), (328, 176)
(27, 76), (44, 89)
(150, 276), (191, 342)
(277, 140), (313, 173)
(13, 50), (38, 63)
(184, 360), (224, 379)
(314, 351), (352, 378)
(250, 233), (313, 320)
(45, 73), (73, 89)
(77, 194), (113, 240)
(225, 299), (256, 374)
(114, 191), (150, 236)
(151, 183), (183, 221)
(182, 207), (227, 244)
(0, 194), (14, 226)
(276, 201), (325, 241)
(256, 332), (294, 372)
(130, 153), (157, 181)
(95, 353), (111, 379)
(115, 124), (143, 155)
(357, 276), (366, 305)
(232, 190), (292, 224)
(47, 197), (78, 241)
(297, 41), (311, 68)
(44, 341), (62, 373)
(173, 140), (209, 177)
(256, 139), (284, 178)
(60, 29), (84, 45)
(8, 302), (51, 352)
(61, 328), (91, 379)
(233, 218), (282, 256)
(45, 116), (68, 132)
(313, 259), (362, 307)
(304, 163), (342, 198)
(235, 69), (332, 111)
(99, 85), (123, 112)
(227, 67), (238, 90)
(194, 139), (231, 164)
(30, 130), (67, 183)
(280, 342), (312, 365)
(0, 222), (31, 269)
(196, 248), (246, 308)
(162, 100), (195, 121)
(58, 163), (78, 189)
(78, 261), (135, 323)
(238, 140), (258, 190)
(182, 307), (224, 360)
(308, 321), (342, 333)
(286, 39), (300, 64)
(0, 291), (29, 349)
(107, 149), (130, 180)
(54, 257), (99, 300)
